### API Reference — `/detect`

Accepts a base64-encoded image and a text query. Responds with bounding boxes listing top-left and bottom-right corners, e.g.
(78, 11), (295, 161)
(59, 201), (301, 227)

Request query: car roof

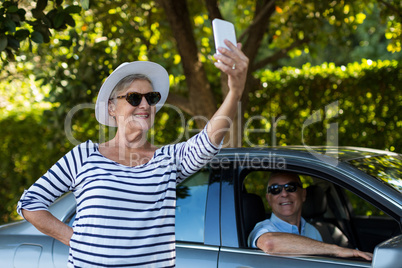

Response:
(217, 146), (399, 163)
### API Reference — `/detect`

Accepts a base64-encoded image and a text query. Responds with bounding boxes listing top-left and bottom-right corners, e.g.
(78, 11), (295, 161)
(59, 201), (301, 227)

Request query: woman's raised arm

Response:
(207, 40), (249, 146)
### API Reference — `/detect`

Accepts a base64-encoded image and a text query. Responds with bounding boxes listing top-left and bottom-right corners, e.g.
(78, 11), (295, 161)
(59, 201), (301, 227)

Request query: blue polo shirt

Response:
(248, 213), (323, 248)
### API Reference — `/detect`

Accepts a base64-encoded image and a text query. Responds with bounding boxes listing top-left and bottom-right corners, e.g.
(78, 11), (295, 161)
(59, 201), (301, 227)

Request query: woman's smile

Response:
(133, 111), (150, 118)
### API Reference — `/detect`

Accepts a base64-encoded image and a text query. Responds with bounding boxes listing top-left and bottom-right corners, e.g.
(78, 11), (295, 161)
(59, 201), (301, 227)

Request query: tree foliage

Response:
(1, 0), (402, 223)
(0, 0), (83, 61)
(0, 111), (71, 223)
(247, 59), (402, 152)
(1, 59), (401, 224)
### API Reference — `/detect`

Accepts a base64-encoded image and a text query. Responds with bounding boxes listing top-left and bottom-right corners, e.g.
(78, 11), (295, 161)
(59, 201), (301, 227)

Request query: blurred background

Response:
(1, 0), (401, 224)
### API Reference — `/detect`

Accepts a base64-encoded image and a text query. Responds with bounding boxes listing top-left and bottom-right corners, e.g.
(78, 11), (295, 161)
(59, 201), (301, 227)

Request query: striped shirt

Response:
(17, 127), (220, 267)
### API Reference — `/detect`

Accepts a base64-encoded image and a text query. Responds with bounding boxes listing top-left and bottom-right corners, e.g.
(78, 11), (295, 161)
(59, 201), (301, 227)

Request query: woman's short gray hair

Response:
(109, 74), (154, 101)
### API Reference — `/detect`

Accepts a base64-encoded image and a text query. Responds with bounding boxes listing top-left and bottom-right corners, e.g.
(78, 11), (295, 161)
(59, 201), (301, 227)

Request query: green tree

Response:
(2, 0), (400, 146)
(282, 4), (402, 67)
(1, 0), (402, 224)
(247, 60), (402, 152)
(0, 0), (84, 61)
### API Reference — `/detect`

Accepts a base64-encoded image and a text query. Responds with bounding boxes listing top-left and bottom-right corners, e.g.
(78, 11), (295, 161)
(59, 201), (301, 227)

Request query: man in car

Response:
(248, 172), (373, 260)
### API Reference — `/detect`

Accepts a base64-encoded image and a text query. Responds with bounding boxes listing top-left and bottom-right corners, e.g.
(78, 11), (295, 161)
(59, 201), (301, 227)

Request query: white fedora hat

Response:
(95, 61), (170, 127)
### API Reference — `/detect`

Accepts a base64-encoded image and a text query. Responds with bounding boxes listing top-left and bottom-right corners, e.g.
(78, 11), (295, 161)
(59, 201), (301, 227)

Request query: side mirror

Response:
(371, 234), (402, 268)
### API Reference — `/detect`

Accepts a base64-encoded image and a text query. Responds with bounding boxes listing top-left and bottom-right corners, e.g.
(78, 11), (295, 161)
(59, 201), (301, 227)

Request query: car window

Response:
(347, 154), (402, 193)
(344, 189), (389, 217)
(342, 188), (400, 252)
(242, 170), (399, 253)
(176, 169), (210, 243)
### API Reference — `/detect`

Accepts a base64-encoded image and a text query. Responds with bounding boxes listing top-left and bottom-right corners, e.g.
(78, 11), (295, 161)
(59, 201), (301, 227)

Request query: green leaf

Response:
(42, 14), (53, 27)
(81, 0), (90, 10)
(53, 12), (65, 29)
(36, 0), (48, 11)
(32, 8), (44, 19)
(17, 8), (27, 17)
(4, 19), (16, 32)
(46, 9), (57, 21)
(7, 36), (19, 50)
(10, 13), (21, 24)
(7, 5), (19, 13)
(31, 31), (44, 44)
(17, 8), (27, 18)
(65, 5), (81, 14)
(28, 38), (32, 52)
(64, 14), (76, 27)
(41, 29), (51, 43)
(14, 29), (30, 40)
(0, 36), (8, 52)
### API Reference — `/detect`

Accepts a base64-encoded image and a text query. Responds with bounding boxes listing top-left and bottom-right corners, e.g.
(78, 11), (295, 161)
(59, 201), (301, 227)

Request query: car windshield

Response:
(347, 154), (402, 194)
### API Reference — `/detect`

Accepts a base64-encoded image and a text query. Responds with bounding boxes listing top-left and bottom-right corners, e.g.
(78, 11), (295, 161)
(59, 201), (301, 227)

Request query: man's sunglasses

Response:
(110, 92), (161, 107)
(267, 182), (302, 195)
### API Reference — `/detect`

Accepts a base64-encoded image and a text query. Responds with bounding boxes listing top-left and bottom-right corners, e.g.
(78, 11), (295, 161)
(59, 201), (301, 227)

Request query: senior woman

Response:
(17, 40), (248, 267)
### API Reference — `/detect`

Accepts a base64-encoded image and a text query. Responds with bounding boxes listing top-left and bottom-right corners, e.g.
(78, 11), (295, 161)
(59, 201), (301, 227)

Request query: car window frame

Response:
(217, 157), (373, 267)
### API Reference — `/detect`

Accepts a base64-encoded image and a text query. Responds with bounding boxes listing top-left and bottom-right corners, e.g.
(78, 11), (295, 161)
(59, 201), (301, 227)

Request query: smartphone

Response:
(212, 19), (237, 54)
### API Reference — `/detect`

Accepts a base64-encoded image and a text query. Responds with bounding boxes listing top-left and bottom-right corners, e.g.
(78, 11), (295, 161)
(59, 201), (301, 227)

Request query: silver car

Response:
(1, 146), (401, 267)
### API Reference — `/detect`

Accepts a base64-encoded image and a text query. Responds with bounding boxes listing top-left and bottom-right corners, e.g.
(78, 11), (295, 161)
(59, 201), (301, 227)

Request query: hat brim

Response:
(95, 61), (169, 127)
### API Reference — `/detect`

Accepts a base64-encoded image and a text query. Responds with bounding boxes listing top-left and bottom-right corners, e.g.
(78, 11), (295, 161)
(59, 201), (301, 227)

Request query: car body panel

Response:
(176, 243), (219, 267)
(218, 247), (370, 268)
(372, 234), (402, 268)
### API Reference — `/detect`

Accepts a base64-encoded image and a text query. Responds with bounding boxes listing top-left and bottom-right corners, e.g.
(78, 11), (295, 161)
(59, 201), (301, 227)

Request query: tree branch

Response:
(252, 37), (310, 71)
(377, 0), (402, 18)
(242, 1), (276, 65)
(157, 0), (217, 122)
(239, 0), (276, 42)
(166, 93), (193, 116)
(204, 0), (222, 20)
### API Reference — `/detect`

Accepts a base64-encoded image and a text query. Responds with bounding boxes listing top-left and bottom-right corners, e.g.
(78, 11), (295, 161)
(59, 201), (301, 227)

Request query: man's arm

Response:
(257, 232), (373, 261)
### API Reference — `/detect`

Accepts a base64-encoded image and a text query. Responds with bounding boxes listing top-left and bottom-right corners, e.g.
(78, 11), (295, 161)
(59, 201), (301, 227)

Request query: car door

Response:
(175, 167), (221, 267)
(48, 193), (76, 267)
(340, 188), (401, 252)
(216, 155), (372, 268)
(52, 205), (76, 267)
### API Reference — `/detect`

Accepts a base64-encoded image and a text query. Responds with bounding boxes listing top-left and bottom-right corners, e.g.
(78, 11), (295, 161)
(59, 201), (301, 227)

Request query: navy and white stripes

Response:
(17, 127), (220, 267)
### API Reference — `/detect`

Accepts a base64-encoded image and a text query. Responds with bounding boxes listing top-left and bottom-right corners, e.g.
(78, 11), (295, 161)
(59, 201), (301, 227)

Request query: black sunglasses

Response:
(110, 92), (161, 107)
(267, 182), (302, 195)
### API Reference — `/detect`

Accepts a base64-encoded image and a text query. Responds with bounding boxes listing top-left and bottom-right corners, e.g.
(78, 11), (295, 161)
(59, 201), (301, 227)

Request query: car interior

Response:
(238, 170), (402, 255)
